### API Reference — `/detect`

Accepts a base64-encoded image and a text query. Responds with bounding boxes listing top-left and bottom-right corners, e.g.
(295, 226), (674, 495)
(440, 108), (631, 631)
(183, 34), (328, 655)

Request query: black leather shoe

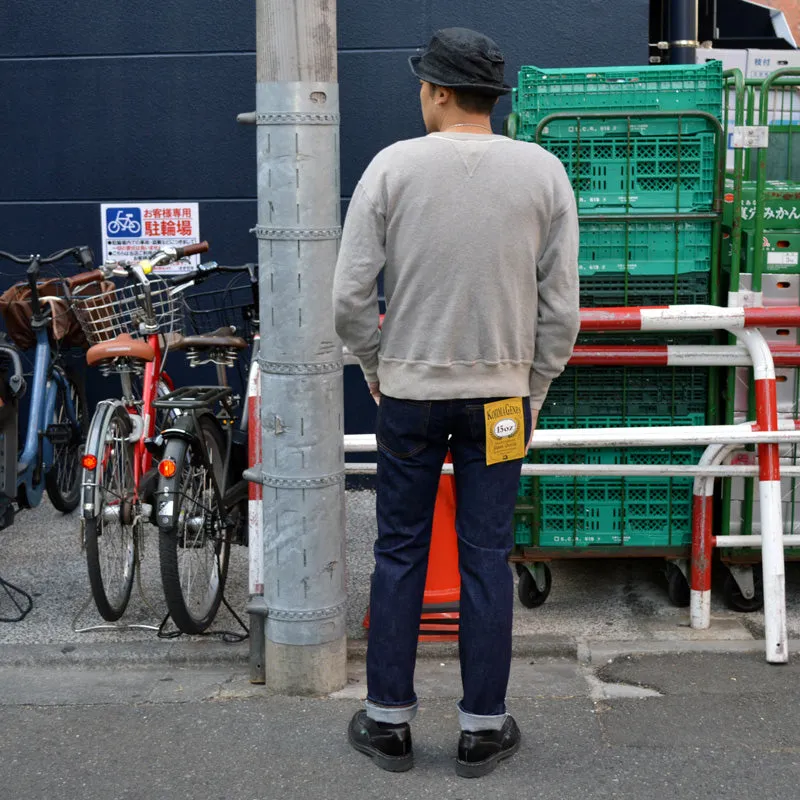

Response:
(348, 710), (414, 772)
(455, 714), (521, 778)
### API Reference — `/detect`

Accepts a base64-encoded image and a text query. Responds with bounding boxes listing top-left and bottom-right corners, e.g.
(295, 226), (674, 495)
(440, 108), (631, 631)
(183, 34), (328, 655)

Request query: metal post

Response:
(254, 0), (347, 693)
(737, 327), (788, 663)
(246, 352), (266, 684)
(668, 0), (699, 65)
(690, 442), (738, 629)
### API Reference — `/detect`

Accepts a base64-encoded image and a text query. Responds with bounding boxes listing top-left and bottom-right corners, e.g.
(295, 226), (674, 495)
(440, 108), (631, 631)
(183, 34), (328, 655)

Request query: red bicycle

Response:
(74, 242), (208, 621)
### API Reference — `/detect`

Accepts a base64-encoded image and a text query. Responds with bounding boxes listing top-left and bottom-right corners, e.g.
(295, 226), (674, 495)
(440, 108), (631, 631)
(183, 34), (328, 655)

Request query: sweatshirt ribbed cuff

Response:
(359, 360), (379, 385)
(529, 372), (553, 411)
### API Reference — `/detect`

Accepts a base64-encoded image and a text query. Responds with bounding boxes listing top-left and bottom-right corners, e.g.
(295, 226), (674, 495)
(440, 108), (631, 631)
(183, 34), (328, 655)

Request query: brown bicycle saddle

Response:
(171, 326), (247, 351)
(86, 333), (156, 367)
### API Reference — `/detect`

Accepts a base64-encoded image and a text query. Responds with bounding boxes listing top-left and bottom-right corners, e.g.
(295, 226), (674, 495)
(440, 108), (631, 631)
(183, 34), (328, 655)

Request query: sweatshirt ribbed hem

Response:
(378, 360), (531, 401)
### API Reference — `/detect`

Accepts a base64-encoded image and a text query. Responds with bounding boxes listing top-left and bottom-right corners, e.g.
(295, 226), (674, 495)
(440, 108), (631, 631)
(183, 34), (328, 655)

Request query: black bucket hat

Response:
(409, 27), (511, 96)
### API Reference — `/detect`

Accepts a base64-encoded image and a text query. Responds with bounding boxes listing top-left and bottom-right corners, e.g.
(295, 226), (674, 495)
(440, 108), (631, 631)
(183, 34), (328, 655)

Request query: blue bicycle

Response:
(0, 246), (100, 527)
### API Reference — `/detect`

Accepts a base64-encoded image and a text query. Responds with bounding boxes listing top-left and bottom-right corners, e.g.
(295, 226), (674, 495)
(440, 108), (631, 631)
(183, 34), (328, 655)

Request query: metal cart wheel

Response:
(517, 563), (552, 609)
(665, 561), (690, 607)
(723, 567), (764, 613)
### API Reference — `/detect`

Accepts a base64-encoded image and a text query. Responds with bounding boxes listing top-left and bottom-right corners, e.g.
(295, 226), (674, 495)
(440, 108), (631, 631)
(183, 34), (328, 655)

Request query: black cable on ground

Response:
(0, 573), (33, 622)
(156, 594), (249, 643)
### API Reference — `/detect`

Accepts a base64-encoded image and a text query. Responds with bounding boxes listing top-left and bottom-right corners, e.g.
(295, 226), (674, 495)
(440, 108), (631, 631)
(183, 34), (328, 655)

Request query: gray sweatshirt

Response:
(332, 132), (580, 409)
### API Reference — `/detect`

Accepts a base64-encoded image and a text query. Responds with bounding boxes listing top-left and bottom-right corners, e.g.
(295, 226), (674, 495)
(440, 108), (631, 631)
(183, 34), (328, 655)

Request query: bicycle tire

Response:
(84, 404), (137, 621)
(159, 414), (231, 634)
(45, 368), (89, 512)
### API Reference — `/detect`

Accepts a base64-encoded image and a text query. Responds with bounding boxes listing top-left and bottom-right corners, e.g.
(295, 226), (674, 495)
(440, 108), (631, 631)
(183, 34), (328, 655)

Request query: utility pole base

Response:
(265, 637), (347, 695)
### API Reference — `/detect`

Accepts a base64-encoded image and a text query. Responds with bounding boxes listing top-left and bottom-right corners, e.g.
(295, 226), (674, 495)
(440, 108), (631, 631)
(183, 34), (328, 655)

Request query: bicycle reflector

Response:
(158, 458), (177, 478)
(82, 454), (98, 471)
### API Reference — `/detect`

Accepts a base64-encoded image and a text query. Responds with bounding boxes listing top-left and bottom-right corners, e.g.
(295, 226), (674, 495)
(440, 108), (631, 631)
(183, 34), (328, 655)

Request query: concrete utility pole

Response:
(252, 0), (346, 694)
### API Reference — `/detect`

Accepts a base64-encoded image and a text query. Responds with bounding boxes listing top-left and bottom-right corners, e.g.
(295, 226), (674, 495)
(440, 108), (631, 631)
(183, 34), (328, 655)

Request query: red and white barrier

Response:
(340, 304), (800, 664)
(247, 349), (263, 597)
(580, 304), (800, 332)
(571, 344), (800, 367)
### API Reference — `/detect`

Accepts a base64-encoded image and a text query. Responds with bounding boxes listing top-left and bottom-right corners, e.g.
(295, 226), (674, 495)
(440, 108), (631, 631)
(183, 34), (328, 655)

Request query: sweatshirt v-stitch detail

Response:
(429, 134), (507, 178)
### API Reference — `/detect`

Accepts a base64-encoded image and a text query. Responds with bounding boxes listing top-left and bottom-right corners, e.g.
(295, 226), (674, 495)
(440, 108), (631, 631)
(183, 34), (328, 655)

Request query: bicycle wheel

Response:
(84, 404), (138, 621)
(159, 414), (230, 633)
(45, 368), (89, 512)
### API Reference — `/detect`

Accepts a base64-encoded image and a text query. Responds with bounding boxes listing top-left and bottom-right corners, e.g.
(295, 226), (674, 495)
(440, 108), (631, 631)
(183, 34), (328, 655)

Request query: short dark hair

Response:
(453, 90), (498, 115)
(429, 83), (497, 115)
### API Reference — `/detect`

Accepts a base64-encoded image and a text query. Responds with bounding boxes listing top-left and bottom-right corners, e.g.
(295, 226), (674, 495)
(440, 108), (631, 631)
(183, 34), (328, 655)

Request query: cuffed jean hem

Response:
(458, 702), (508, 732)
(365, 699), (418, 724)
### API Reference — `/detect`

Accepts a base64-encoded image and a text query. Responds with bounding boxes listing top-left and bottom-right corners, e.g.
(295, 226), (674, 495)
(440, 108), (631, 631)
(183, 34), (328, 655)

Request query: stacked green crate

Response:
(514, 414), (705, 548)
(510, 62), (722, 550)
(512, 62), (722, 303)
(513, 64), (724, 138)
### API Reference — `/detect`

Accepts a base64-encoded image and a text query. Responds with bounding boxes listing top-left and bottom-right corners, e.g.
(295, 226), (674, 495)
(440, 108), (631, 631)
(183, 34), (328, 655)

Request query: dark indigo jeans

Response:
(365, 395), (531, 731)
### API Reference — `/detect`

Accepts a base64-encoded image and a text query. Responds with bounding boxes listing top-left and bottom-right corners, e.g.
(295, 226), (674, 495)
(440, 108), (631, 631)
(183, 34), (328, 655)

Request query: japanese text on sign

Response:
(100, 202), (201, 275)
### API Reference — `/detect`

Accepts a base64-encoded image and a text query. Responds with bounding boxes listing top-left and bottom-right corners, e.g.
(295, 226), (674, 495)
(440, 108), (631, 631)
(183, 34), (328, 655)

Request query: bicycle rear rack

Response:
(152, 385), (232, 410)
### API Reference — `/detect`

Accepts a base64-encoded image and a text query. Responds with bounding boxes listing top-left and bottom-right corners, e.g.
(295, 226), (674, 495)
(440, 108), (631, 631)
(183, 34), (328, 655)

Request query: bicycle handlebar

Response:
(101, 241), (212, 280)
(0, 246), (96, 320)
(175, 241), (209, 259)
(64, 269), (105, 288)
(168, 261), (257, 287)
(0, 245), (94, 268)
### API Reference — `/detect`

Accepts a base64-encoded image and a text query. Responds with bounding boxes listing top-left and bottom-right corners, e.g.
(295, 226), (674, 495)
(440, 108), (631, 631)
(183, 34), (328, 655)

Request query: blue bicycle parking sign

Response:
(105, 207), (142, 238)
(100, 201), (201, 273)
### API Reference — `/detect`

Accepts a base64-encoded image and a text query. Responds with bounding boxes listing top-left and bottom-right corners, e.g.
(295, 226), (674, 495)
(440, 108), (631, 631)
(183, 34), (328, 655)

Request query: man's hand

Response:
(368, 381), (382, 406)
(527, 408), (539, 450)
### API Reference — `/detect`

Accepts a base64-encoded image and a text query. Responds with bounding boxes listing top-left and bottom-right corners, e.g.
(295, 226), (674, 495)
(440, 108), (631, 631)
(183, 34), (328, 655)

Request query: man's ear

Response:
(435, 85), (453, 106)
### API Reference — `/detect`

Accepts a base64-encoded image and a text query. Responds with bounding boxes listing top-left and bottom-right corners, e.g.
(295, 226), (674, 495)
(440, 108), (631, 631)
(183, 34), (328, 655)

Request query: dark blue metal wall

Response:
(0, 0), (648, 428)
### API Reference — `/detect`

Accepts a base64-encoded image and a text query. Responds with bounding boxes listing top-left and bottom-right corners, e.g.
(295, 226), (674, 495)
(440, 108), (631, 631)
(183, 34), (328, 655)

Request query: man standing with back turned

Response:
(333, 27), (580, 778)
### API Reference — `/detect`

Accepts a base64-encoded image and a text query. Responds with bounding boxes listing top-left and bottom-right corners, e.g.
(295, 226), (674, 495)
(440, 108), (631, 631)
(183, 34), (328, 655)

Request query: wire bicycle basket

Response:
(72, 277), (180, 345)
(182, 281), (257, 343)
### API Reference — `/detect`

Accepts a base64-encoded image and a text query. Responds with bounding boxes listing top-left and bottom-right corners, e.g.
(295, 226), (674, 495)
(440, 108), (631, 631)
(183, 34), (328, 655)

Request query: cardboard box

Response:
(723, 178), (800, 230)
(695, 48), (748, 73)
(746, 49), (800, 81)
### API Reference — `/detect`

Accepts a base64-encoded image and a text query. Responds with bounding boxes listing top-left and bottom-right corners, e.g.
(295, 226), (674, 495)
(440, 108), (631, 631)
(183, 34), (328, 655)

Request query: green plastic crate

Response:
(513, 62), (723, 138)
(579, 270), (710, 307)
(515, 413), (704, 547)
(543, 364), (709, 418)
(541, 133), (716, 214)
(515, 110), (718, 139)
(579, 220), (713, 275)
(535, 478), (695, 547)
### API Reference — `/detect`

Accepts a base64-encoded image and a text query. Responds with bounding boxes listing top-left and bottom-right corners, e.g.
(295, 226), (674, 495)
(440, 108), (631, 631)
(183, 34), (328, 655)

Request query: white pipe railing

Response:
(344, 427), (800, 453)
(344, 462), (800, 478)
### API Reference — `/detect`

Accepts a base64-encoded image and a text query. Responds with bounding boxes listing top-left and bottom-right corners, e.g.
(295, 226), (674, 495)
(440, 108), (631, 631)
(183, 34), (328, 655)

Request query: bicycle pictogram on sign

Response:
(105, 207), (142, 237)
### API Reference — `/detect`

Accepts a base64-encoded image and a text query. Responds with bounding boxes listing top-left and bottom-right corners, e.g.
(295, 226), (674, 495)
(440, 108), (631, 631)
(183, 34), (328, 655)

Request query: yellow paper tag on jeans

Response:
(484, 397), (525, 466)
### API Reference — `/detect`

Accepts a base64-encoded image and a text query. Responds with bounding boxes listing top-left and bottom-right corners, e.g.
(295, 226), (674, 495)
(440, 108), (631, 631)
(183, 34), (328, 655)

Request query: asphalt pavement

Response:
(1, 652), (800, 799)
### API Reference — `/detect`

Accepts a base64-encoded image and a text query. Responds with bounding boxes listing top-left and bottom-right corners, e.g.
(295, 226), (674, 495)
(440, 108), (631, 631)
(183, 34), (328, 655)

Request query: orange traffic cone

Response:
(363, 452), (461, 642)
(419, 452), (460, 641)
